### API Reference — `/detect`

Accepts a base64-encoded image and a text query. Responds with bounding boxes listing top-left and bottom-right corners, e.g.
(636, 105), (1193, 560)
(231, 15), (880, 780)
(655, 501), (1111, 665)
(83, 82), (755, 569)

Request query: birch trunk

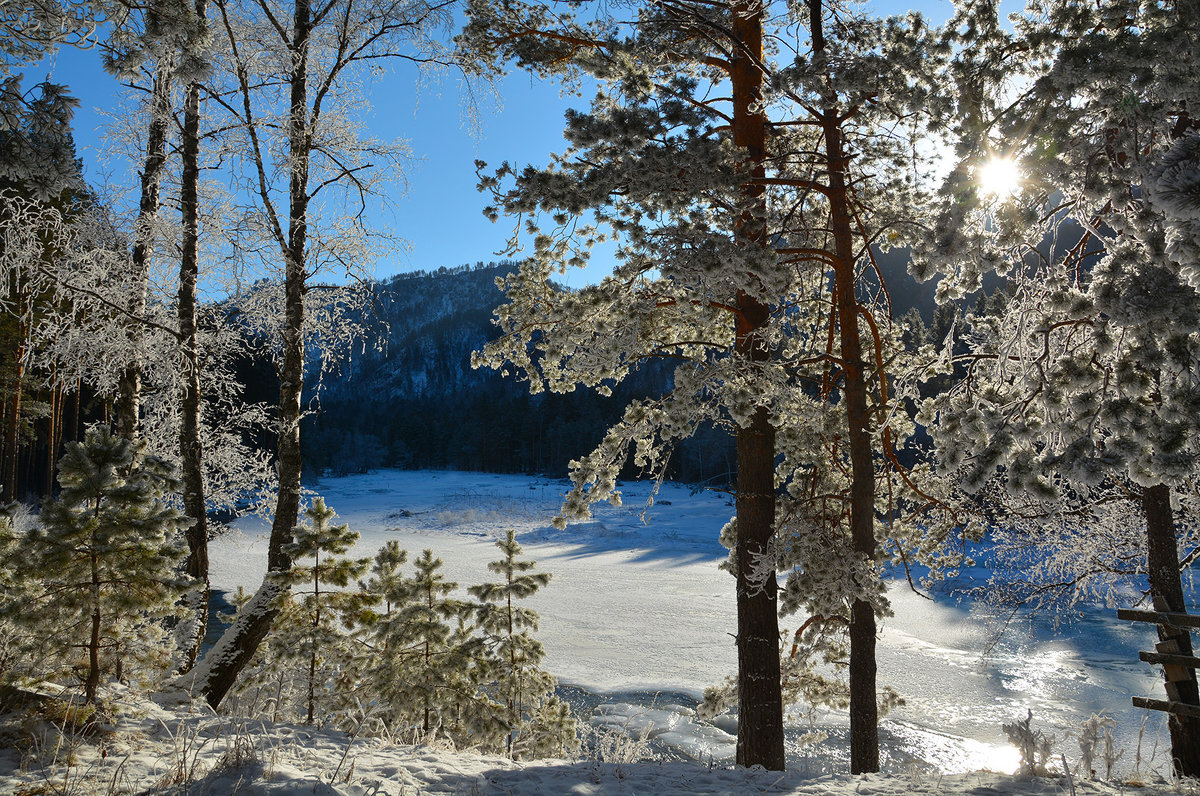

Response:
(197, 0), (311, 708)
(176, 0), (211, 673)
(116, 60), (173, 441)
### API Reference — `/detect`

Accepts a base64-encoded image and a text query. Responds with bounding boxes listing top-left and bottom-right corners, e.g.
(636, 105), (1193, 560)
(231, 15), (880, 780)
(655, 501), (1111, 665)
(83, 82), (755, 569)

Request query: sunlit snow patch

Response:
(884, 720), (1020, 775)
(591, 702), (737, 762)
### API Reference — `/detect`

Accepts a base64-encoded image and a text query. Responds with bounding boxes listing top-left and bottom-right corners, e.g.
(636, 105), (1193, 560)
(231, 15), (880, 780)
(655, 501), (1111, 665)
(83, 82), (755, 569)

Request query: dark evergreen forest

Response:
(294, 263), (737, 483)
(221, 258), (952, 486)
(4, 255), (948, 499)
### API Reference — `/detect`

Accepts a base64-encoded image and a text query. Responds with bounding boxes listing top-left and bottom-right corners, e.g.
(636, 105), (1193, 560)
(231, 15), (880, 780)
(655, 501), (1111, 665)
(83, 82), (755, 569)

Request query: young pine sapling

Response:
(8, 427), (187, 704)
(273, 497), (369, 725)
(469, 529), (577, 758)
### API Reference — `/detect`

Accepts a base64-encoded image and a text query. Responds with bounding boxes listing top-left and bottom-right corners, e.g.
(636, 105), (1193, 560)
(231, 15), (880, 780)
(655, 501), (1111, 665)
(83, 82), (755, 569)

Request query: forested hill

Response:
(323, 262), (521, 399)
(300, 258), (947, 482)
(301, 262), (704, 480)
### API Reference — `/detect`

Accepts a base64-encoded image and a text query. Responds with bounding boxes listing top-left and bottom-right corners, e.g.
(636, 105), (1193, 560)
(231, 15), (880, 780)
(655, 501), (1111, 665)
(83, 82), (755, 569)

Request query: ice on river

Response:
(209, 469), (1176, 778)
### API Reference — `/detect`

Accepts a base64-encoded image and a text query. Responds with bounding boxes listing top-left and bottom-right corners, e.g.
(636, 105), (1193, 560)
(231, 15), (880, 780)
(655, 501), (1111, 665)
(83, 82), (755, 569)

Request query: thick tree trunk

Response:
(176, 3), (210, 673)
(832, 167), (880, 775)
(730, 0), (785, 771)
(70, 379), (80, 443)
(191, 577), (283, 708)
(271, 258), (305, 575)
(734, 405), (784, 768)
(1143, 483), (1200, 777)
(196, 0), (310, 708)
(116, 61), (173, 441)
(810, 0), (879, 773)
(269, 0), (311, 575)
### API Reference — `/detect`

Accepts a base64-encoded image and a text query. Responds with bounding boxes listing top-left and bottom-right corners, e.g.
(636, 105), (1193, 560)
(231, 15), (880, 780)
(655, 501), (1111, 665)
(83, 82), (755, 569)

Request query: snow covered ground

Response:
(2, 682), (1195, 796)
(2, 468), (1188, 795)
(207, 469), (1175, 778)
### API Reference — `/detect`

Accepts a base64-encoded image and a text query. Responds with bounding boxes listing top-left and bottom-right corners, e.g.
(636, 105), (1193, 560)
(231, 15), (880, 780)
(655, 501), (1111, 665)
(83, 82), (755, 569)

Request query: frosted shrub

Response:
(1077, 713), (1121, 780)
(580, 721), (653, 766)
(1003, 710), (1054, 776)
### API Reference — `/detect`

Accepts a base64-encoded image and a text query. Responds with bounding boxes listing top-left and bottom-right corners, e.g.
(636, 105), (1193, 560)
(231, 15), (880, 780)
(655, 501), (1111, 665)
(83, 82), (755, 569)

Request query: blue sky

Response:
(21, 0), (960, 287)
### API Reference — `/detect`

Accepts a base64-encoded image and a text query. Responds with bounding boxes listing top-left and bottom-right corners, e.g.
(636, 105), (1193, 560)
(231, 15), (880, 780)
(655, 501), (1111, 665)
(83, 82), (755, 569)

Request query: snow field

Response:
(208, 469), (1175, 778)
(1, 684), (1195, 795)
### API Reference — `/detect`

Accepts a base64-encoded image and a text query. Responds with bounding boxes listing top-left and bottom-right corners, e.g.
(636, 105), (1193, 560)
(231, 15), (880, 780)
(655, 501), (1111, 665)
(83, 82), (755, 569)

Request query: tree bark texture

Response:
(44, 380), (61, 496)
(197, 0), (310, 707)
(1143, 483), (1200, 778)
(731, 0), (785, 771)
(176, 0), (211, 673)
(116, 61), (173, 442)
(87, 543), (101, 704)
(271, 0), (311, 575)
(810, 0), (880, 773)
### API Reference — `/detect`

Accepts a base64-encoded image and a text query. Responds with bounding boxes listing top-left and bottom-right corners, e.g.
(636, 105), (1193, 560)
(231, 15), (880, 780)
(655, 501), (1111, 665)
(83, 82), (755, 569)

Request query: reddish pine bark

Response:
(731, 0), (786, 771)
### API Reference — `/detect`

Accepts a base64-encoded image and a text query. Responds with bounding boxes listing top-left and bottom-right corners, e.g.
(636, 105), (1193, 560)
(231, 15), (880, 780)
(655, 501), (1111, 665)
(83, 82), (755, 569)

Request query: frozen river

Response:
(209, 469), (1174, 777)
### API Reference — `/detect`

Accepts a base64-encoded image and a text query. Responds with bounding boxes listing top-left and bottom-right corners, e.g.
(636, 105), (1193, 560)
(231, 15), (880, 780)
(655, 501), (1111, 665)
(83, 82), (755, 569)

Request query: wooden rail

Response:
(1133, 697), (1200, 719)
(1140, 651), (1200, 669)
(1120, 605), (1200, 717)
(1117, 609), (1200, 629)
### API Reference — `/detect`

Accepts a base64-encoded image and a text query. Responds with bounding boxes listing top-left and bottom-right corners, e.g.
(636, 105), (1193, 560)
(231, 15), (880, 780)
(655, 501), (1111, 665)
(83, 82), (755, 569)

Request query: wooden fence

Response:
(1118, 606), (1200, 717)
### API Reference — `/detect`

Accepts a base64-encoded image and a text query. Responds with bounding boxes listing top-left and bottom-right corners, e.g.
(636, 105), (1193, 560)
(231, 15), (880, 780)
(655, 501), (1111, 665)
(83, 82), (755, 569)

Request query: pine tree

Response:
(372, 548), (490, 742)
(9, 427), (186, 703)
(463, 0), (964, 770)
(915, 0), (1200, 776)
(397, 549), (469, 737)
(0, 505), (32, 685)
(469, 529), (576, 759)
(264, 497), (368, 725)
(0, 0), (94, 71)
(359, 539), (408, 617)
(353, 540), (415, 733)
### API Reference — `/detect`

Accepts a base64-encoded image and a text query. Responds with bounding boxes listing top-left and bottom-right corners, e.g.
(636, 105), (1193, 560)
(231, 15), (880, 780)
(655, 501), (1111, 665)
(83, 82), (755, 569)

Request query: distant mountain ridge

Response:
(302, 258), (945, 482)
(323, 262), (519, 401)
(303, 262), (694, 480)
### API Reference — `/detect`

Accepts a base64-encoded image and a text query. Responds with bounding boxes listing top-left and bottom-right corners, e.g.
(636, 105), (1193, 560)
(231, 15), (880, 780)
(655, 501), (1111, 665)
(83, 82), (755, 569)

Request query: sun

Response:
(977, 156), (1022, 199)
